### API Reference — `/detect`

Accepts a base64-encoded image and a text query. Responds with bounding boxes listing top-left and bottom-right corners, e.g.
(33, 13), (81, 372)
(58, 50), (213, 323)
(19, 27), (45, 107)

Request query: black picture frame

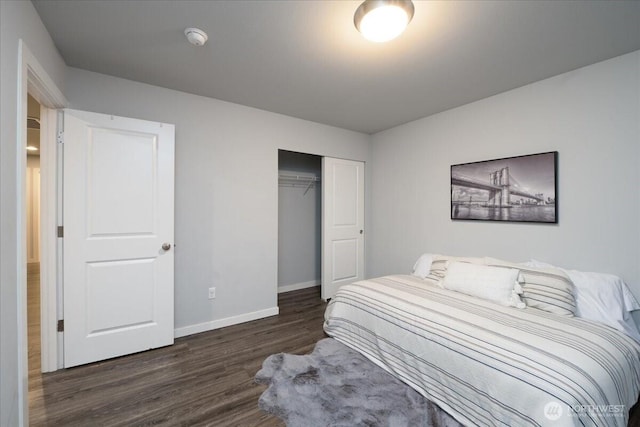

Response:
(451, 151), (558, 223)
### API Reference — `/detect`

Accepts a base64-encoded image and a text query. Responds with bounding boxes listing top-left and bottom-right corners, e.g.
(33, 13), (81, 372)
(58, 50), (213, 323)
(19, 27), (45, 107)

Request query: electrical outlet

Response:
(208, 287), (216, 299)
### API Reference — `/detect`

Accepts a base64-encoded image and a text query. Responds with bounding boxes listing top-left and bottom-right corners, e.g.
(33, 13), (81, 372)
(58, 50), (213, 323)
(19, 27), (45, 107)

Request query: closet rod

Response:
(278, 173), (320, 182)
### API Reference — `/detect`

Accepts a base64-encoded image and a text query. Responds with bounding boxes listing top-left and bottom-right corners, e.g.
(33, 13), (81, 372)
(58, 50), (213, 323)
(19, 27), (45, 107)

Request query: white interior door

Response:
(62, 109), (175, 368)
(322, 157), (365, 300)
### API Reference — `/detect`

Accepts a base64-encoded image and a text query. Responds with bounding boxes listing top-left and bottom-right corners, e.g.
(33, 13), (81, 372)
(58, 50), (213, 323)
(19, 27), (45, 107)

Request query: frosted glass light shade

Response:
(354, 0), (414, 43)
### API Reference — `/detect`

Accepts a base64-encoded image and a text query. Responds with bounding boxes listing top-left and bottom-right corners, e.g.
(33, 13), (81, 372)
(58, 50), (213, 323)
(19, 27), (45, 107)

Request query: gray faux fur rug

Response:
(255, 338), (463, 427)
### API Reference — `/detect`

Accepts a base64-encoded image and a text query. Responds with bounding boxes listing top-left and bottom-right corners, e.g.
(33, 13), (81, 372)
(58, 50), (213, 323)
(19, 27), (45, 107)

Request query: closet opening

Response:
(277, 150), (322, 294)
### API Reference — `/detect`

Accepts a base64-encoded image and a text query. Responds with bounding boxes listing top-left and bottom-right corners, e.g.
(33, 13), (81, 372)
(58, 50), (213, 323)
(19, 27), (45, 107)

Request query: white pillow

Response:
(412, 253), (434, 279)
(442, 261), (522, 308)
(526, 260), (640, 342)
(566, 270), (640, 342)
(426, 255), (486, 282)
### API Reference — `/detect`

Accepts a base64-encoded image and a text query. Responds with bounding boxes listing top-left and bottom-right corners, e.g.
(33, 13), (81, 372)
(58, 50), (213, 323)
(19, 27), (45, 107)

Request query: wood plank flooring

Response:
(29, 286), (327, 426)
(27, 270), (640, 426)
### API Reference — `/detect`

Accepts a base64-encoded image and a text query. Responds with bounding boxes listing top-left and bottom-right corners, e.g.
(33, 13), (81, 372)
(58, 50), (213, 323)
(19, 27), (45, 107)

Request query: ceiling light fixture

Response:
(354, 0), (414, 43)
(26, 146), (39, 152)
(27, 116), (40, 130)
(184, 27), (208, 46)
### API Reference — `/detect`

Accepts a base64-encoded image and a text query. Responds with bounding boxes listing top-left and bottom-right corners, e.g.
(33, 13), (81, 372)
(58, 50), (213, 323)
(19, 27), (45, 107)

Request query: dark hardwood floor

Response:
(631, 402), (640, 427)
(29, 286), (327, 426)
(27, 272), (640, 426)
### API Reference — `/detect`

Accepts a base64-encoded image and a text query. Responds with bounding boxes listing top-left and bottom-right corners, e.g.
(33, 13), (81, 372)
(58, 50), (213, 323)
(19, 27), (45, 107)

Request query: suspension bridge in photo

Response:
(451, 167), (548, 207)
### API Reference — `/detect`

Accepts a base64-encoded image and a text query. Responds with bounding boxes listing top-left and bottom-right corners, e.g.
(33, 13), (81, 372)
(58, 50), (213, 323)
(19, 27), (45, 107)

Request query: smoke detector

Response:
(184, 28), (208, 46)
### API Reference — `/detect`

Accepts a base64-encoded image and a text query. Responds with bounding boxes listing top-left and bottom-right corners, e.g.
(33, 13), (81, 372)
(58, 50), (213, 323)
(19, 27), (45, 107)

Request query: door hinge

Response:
(56, 110), (64, 143)
(57, 319), (64, 332)
(57, 226), (64, 238)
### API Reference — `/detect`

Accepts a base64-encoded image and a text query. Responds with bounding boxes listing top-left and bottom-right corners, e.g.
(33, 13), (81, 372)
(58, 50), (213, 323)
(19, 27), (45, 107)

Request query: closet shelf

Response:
(279, 173), (320, 182)
(278, 174), (321, 195)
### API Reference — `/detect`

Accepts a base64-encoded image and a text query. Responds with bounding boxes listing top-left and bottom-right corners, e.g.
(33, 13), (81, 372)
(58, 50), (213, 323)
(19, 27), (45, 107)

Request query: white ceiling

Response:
(33, 0), (640, 134)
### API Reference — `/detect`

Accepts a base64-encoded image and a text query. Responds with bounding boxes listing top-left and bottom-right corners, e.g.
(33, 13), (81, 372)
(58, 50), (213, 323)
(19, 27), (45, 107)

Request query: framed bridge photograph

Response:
(451, 151), (557, 223)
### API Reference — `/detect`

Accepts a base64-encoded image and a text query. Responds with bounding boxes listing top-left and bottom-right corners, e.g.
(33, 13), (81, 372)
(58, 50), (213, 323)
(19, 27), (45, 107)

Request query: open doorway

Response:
(14, 39), (67, 423)
(26, 94), (43, 405)
(277, 150), (322, 294)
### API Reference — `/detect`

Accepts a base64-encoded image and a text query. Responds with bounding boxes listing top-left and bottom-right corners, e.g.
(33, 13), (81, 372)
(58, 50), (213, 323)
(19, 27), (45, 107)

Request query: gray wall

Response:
(278, 151), (322, 289)
(0, 1), (67, 425)
(64, 67), (371, 333)
(369, 52), (640, 313)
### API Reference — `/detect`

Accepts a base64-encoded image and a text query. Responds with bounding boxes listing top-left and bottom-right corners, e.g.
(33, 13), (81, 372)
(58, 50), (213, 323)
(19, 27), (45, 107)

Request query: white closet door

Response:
(321, 157), (365, 300)
(62, 109), (175, 368)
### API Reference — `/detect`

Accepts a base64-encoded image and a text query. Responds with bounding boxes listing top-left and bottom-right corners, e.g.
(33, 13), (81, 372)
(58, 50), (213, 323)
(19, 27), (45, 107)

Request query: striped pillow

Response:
(485, 257), (576, 316)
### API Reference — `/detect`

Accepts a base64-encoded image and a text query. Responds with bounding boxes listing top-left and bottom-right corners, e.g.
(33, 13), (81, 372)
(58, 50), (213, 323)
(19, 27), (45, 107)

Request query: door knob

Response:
(162, 243), (172, 251)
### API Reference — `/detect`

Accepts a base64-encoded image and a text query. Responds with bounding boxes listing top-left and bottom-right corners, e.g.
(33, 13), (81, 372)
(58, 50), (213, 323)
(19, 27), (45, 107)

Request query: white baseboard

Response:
(174, 306), (279, 339)
(278, 280), (320, 294)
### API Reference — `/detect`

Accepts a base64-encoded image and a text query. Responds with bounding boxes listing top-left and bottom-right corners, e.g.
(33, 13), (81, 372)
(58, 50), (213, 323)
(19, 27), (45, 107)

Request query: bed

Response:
(323, 257), (640, 427)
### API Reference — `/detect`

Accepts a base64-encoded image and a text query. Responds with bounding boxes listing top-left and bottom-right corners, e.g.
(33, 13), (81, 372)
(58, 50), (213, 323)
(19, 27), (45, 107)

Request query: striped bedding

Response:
(323, 275), (640, 427)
